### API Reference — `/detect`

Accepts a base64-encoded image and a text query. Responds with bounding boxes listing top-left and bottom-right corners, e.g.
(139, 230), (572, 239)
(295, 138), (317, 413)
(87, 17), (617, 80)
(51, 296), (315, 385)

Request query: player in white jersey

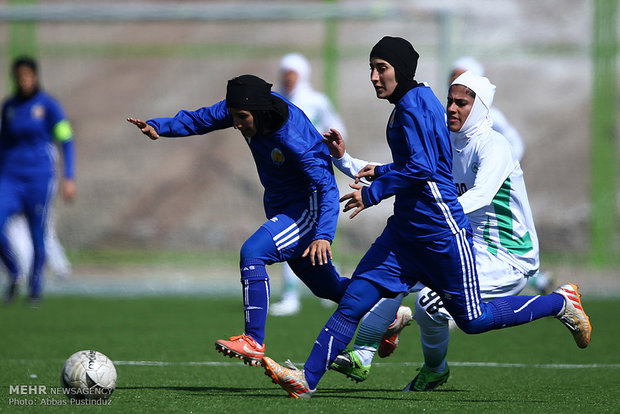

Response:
(328, 71), (580, 391)
(270, 53), (347, 317)
(451, 56), (553, 295)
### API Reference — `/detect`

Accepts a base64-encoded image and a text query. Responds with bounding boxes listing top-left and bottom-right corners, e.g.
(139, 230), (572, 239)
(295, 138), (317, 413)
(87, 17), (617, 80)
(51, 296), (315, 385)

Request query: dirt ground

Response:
(2, 1), (618, 269)
(37, 261), (620, 297)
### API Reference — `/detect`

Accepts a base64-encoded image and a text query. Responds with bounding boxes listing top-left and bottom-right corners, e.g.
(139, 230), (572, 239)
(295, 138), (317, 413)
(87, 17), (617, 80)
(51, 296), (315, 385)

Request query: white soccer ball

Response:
(60, 350), (117, 400)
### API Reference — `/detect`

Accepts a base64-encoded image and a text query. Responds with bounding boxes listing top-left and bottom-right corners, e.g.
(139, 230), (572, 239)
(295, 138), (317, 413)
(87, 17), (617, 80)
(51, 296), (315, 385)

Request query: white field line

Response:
(9, 359), (620, 369)
(111, 360), (620, 369)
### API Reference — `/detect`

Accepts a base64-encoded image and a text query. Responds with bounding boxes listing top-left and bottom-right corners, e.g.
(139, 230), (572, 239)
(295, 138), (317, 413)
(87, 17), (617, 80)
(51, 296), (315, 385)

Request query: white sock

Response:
(416, 312), (450, 373)
(353, 296), (404, 366)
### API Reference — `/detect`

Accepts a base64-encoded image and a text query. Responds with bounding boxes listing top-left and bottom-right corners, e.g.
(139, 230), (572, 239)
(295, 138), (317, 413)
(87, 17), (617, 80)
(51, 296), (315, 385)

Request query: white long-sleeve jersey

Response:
(283, 83), (347, 139)
(332, 129), (539, 277)
(452, 128), (539, 276)
(331, 152), (378, 186)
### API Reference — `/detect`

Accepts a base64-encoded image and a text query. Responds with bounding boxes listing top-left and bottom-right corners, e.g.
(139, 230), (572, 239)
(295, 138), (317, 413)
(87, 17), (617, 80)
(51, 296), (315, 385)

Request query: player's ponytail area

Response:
(1, 279), (618, 411)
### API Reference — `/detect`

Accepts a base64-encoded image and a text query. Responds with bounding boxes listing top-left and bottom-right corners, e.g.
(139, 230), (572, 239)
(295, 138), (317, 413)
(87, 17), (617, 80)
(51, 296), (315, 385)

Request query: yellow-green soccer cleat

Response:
(329, 348), (371, 382)
(215, 334), (265, 366)
(262, 357), (314, 399)
(402, 364), (450, 392)
(554, 283), (592, 348)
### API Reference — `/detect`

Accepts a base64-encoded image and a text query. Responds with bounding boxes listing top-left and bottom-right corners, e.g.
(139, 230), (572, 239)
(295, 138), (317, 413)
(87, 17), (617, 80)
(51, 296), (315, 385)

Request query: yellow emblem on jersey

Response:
(271, 148), (285, 165)
(32, 104), (45, 120)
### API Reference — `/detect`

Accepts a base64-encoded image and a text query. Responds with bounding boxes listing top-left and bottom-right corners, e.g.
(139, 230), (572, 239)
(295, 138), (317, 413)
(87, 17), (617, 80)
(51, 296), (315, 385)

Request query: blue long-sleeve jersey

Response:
(361, 85), (470, 242)
(0, 91), (75, 179)
(146, 93), (340, 242)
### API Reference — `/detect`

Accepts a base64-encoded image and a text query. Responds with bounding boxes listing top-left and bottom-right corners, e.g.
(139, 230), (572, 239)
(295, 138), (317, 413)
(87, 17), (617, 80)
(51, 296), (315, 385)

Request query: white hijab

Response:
(450, 70), (496, 139)
(453, 56), (485, 77)
(279, 53), (311, 98)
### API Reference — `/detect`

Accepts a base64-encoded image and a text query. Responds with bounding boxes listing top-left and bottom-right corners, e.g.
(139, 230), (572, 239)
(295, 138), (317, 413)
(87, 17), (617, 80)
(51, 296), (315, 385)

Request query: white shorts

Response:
(474, 242), (527, 300)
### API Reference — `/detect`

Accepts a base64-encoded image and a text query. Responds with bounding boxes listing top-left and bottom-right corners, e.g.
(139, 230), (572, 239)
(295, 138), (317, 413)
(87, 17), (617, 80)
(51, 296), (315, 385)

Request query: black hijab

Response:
(226, 75), (288, 136)
(370, 36), (420, 104)
(12, 56), (40, 99)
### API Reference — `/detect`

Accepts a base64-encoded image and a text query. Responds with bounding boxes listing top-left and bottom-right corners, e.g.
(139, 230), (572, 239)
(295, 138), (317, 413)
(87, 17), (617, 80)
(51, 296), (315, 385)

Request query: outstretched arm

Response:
(127, 117), (160, 140)
(324, 128), (385, 185)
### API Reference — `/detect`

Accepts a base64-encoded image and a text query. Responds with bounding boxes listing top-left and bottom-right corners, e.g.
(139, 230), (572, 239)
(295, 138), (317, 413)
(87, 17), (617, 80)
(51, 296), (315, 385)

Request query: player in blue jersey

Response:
(262, 36), (591, 399)
(127, 74), (350, 366)
(328, 71), (591, 391)
(270, 53), (348, 317)
(0, 56), (76, 305)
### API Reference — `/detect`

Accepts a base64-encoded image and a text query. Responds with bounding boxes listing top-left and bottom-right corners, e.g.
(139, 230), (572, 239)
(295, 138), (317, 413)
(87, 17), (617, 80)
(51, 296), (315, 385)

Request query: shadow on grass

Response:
(117, 385), (482, 401)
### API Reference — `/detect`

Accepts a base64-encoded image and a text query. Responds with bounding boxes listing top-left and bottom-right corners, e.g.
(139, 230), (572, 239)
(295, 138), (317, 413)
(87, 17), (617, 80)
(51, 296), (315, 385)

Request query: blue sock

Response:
(487, 293), (565, 328)
(304, 311), (358, 389)
(240, 258), (270, 345)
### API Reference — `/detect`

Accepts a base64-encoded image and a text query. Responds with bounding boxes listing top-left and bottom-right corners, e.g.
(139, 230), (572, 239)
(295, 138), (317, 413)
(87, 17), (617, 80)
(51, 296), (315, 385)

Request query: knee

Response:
(240, 228), (273, 262)
(453, 317), (487, 335)
(336, 279), (383, 320)
(414, 299), (445, 329)
(239, 240), (257, 262)
(414, 288), (449, 330)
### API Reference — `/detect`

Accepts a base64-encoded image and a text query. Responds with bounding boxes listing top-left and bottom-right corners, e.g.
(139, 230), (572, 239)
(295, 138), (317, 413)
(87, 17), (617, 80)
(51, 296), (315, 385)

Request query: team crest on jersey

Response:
(471, 162), (479, 174)
(271, 148), (285, 165)
(31, 104), (45, 120)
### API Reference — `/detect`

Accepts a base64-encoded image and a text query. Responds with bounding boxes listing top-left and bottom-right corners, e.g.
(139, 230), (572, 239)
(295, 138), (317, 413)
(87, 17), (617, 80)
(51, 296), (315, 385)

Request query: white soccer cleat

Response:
(378, 305), (413, 358)
(554, 283), (592, 348)
(270, 297), (301, 316)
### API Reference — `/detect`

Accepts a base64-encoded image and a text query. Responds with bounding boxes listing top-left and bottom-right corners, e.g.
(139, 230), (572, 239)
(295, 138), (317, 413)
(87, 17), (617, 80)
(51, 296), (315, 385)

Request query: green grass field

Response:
(1, 295), (618, 413)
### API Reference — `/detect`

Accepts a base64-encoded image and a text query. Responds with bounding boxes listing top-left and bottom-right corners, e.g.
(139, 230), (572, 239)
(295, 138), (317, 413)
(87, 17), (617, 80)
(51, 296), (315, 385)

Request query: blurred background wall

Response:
(1, 0), (618, 264)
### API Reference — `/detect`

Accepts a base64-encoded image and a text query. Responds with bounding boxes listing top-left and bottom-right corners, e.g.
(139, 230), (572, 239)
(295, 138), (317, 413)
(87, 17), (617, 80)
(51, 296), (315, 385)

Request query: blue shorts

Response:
(352, 225), (483, 323)
(240, 191), (348, 302)
(255, 191), (323, 264)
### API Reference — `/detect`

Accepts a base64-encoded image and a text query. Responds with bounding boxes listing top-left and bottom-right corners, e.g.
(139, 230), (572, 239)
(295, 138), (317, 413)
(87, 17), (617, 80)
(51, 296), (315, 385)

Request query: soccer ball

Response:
(60, 350), (117, 400)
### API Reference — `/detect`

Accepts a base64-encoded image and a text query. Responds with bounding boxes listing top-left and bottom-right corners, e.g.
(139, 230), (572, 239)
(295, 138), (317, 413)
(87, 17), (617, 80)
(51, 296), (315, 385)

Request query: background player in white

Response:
(270, 53), (347, 316)
(327, 71), (587, 391)
(5, 213), (72, 282)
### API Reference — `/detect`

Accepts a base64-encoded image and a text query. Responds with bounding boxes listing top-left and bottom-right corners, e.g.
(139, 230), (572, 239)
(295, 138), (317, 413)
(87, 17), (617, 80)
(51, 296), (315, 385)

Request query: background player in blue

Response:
(127, 74), (350, 366)
(0, 56), (76, 305)
(262, 36), (592, 399)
